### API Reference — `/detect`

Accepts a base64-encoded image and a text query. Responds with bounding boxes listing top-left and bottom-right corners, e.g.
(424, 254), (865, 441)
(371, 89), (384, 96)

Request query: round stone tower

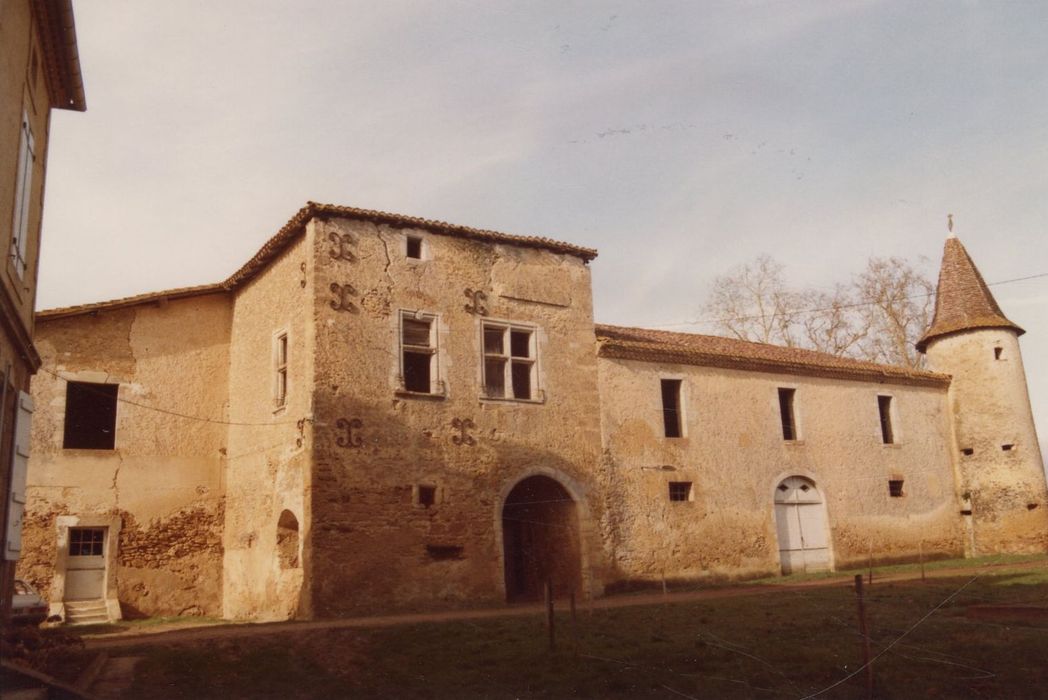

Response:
(917, 234), (1048, 554)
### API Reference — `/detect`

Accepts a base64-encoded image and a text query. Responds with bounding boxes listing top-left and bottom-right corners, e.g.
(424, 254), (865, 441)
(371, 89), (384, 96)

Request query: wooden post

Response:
(919, 540), (926, 582)
(545, 579), (555, 651)
(867, 543), (874, 585)
(854, 574), (874, 699)
(570, 591), (578, 656)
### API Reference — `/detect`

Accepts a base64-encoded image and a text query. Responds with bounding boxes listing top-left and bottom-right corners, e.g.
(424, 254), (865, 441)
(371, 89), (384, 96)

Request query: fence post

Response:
(545, 579), (555, 652)
(854, 574), (874, 699)
(867, 543), (874, 585)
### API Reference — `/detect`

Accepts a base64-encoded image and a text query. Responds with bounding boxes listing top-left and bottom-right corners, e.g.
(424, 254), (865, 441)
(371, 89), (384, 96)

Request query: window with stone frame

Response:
(400, 311), (439, 394)
(11, 109), (35, 279)
(274, 331), (288, 408)
(482, 322), (537, 400)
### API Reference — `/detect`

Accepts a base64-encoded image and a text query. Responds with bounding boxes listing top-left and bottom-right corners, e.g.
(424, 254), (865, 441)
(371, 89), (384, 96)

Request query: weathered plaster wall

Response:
(925, 331), (1048, 553)
(222, 232), (313, 621)
(308, 217), (607, 615)
(598, 357), (965, 585)
(19, 294), (230, 618)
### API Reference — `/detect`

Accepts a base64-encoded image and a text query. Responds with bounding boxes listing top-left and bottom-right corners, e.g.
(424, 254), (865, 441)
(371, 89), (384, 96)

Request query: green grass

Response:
(125, 565), (1048, 699)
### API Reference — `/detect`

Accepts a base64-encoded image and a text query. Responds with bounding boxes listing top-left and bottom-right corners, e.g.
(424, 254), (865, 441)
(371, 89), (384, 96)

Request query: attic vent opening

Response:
(417, 484), (437, 507)
(426, 544), (463, 560)
(994, 347), (1003, 360)
(889, 480), (904, 498)
(961, 448), (974, 457)
(406, 234), (423, 259)
(668, 481), (692, 502)
(1001, 444), (1015, 452)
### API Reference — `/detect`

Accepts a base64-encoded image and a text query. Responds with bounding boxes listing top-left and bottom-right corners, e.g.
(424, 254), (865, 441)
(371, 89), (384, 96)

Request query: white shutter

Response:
(11, 112), (35, 278)
(4, 391), (34, 561)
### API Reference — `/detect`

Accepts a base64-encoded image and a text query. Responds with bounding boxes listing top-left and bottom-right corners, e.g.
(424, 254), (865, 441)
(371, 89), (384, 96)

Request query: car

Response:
(11, 579), (49, 625)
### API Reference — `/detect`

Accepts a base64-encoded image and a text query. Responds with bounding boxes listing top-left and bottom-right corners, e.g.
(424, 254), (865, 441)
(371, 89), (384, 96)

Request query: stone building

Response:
(1, 0), (85, 622)
(15, 202), (1048, 624)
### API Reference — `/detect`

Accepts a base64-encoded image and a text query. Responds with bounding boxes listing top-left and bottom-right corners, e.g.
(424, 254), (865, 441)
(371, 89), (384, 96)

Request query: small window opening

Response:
(417, 485), (437, 507)
(961, 448), (974, 456)
(778, 388), (797, 441)
(888, 479), (904, 498)
(994, 347), (1003, 360)
(68, 527), (105, 556)
(426, 544), (463, 560)
(406, 235), (423, 259)
(1028, 503), (1039, 511)
(63, 382), (119, 450)
(877, 395), (894, 444)
(1001, 444), (1015, 452)
(277, 510), (300, 569)
(668, 481), (692, 502)
(401, 314), (435, 393)
(274, 332), (288, 407)
(661, 379), (682, 438)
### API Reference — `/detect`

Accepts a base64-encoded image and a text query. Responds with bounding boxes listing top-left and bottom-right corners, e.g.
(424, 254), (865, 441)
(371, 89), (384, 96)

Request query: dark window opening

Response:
(1028, 503), (1039, 511)
(994, 347), (1003, 360)
(401, 316), (434, 393)
(778, 388), (797, 440)
(63, 382), (119, 450)
(483, 324), (535, 400)
(961, 448), (974, 456)
(878, 395), (894, 444)
(426, 544), (463, 560)
(668, 481), (692, 502)
(889, 479), (904, 498)
(406, 235), (423, 259)
(69, 527), (105, 556)
(1002, 444), (1015, 452)
(661, 379), (682, 438)
(511, 362), (531, 399)
(418, 485), (437, 507)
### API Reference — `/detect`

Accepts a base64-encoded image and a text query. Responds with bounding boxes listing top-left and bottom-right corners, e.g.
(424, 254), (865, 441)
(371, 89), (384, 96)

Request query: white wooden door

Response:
(774, 477), (830, 574)
(65, 527), (107, 601)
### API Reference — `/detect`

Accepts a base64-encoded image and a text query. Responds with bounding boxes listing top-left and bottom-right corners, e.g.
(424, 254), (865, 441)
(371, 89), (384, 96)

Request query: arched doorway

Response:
(774, 476), (831, 574)
(502, 475), (582, 602)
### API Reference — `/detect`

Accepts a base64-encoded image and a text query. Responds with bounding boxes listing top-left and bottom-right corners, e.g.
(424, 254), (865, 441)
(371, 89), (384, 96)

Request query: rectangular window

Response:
(877, 395), (894, 444)
(401, 312), (437, 393)
(888, 479), (904, 498)
(482, 322), (536, 400)
(668, 482), (692, 502)
(417, 485), (437, 507)
(69, 527), (106, 557)
(661, 379), (682, 438)
(274, 332), (288, 407)
(406, 234), (423, 259)
(778, 388), (797, 441)
(11, 110), (36, 279)
(63, 382), (119, 450)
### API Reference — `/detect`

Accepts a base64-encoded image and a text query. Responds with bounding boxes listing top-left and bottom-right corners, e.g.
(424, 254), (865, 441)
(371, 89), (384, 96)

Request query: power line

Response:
(42, 366), (302, 427)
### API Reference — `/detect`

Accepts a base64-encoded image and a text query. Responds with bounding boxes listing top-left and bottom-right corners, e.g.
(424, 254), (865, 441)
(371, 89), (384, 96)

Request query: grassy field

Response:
(118, 560), (1048, 699)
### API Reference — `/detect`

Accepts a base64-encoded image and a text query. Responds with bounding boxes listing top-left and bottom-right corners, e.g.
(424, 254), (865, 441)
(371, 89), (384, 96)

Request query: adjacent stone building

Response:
(16, 202), (1048, 623)
(1, 0), (85, 623)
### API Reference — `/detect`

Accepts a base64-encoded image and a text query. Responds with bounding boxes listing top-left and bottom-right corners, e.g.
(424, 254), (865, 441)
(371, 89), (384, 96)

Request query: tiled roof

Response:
(916, 237), (1023, 352)
(596, 324), (950, 388)
(37, 284), (225, 320)
(38, 202), (597, 319)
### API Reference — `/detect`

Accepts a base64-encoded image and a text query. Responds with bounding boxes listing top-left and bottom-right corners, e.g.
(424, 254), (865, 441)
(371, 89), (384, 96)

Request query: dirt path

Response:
(83, 559), (1045, 650)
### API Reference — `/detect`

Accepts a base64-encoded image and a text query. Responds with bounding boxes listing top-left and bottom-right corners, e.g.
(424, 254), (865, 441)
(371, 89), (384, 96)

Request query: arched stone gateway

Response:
(774, 476), (831, 574)
(502, 475), (582, 602)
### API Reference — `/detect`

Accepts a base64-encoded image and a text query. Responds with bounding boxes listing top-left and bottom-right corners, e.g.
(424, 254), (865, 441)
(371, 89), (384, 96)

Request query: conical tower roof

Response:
(916, 236), (1024, 353)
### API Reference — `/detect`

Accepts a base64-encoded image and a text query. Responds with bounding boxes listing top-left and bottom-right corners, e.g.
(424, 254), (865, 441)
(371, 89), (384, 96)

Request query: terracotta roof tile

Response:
(916, 237), (1023, 352)
(596, 324), (950, 388)
(38, 202), (597, 319)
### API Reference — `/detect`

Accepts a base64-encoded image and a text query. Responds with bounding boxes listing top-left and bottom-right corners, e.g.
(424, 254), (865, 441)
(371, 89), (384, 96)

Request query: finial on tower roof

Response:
(947, 213), (955, 237)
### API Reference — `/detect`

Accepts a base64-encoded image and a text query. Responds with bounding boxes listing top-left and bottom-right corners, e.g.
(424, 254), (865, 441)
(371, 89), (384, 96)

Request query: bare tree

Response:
(702, 255), (934, 368)
(853, 256), (934, 368)
(702, 255), (803, 346)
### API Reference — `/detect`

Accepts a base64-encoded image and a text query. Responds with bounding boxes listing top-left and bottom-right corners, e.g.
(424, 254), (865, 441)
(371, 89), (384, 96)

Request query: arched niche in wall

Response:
(276, 510), (300, 569)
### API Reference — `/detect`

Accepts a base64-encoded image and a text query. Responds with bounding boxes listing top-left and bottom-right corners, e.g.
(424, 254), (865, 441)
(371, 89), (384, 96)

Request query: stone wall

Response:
(222, 232), (314, 621)
(19, 294), (230, 618)
(598, 357), (965, 585)
(307, 216), (608, 615)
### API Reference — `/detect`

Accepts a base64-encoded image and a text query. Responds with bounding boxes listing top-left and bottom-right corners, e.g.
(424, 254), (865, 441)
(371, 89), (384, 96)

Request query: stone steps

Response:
(65, 599), (110, 626)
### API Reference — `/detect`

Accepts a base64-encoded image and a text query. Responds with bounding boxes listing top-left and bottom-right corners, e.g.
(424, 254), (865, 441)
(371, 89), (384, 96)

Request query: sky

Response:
(40, 0), (1048, 462)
